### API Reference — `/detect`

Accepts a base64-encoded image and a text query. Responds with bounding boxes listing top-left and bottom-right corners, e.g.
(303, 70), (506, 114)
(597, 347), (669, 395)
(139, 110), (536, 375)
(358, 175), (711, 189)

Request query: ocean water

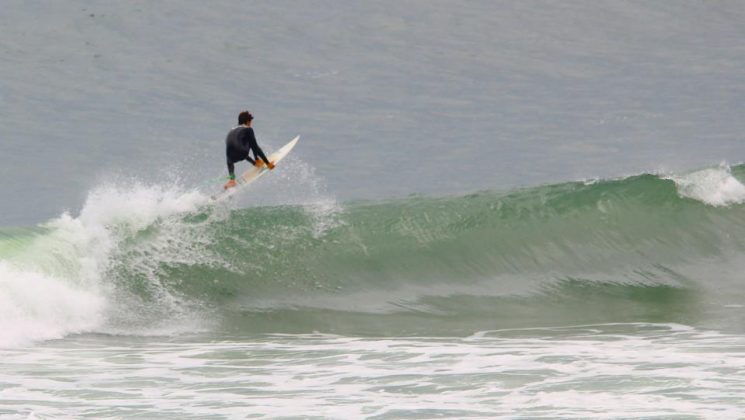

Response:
(3, 1), (745, 419)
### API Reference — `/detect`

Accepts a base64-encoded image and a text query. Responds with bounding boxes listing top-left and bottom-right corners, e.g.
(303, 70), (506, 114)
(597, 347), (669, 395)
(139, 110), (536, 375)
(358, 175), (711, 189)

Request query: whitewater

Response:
(3, 164), (745, 417)
(4, 1), (745, 418)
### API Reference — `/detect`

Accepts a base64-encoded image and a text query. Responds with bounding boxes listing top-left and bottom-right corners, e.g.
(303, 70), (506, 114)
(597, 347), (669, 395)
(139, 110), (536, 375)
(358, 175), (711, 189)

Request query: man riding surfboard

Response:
(223, 111), (275, 190)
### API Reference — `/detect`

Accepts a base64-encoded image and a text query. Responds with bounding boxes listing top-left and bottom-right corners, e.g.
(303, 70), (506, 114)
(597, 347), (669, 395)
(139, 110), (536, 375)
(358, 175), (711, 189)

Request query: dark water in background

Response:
(2, 1), (745, 225)
(3, 2), (745, 418)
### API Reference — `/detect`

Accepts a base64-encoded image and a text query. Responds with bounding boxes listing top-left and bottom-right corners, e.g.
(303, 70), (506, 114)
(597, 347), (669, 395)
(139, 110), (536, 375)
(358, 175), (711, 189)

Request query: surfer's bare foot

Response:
(267, 161), (275, 170)
(223, 179), (237, 190)
(255, 160), (265, 168)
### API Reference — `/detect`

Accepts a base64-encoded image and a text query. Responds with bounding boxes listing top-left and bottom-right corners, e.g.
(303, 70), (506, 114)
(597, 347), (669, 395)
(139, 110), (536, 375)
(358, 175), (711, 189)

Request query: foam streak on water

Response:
(0, 324), (743, 419)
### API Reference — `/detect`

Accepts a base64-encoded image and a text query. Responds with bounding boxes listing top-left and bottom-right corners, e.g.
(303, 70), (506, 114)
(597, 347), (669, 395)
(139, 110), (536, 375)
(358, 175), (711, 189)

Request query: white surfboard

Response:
(212, 136), (300, 202)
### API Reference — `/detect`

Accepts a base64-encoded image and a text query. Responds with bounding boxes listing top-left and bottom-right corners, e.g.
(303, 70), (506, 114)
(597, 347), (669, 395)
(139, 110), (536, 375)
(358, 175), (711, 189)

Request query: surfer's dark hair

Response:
(238, 111), (253, 124)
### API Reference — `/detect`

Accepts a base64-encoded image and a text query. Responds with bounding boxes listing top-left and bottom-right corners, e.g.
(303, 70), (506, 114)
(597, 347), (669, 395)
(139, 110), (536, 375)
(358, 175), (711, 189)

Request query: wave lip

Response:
(5, 164), (745, 343)
(0, 182), (212, 347)
(669, 165), (745, 207)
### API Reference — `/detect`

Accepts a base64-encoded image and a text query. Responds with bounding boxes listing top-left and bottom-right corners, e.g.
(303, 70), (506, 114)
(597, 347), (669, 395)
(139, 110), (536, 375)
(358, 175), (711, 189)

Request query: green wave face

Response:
(104, 171), (745, 334)
(4, 167), (745, 337)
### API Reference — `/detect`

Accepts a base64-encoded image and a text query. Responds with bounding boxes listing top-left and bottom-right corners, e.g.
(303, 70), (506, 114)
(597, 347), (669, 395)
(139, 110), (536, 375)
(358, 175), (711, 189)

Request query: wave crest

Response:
(3, 165), (745, 343)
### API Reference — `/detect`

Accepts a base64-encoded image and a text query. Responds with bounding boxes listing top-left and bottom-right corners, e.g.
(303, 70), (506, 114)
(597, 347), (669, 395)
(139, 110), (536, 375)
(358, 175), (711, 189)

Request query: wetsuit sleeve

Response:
(245, 128), (270, 164)
(227, 158), (235, 179)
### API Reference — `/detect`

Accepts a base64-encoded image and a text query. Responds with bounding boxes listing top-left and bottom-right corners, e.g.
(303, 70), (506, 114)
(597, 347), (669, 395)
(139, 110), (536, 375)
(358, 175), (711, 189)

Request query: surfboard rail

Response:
(212, 135), (300, 202)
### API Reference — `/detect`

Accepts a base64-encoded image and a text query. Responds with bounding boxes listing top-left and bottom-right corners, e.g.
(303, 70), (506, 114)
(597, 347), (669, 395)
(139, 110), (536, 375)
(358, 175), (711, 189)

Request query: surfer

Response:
(223, 111), (275, 189)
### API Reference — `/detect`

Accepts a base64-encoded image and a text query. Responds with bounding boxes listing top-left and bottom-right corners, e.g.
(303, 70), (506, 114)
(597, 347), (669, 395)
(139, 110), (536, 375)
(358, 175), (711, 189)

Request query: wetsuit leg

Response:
(227, 154), (256, 179)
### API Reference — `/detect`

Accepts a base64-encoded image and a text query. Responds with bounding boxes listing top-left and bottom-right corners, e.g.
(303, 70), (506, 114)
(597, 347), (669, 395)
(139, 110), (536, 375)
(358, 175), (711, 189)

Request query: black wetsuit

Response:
(225, 126), (270, 179)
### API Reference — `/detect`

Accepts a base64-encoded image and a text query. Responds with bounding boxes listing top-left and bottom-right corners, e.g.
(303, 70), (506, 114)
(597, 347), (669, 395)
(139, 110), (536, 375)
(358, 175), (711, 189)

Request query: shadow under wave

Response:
(102, 167), (745, 335)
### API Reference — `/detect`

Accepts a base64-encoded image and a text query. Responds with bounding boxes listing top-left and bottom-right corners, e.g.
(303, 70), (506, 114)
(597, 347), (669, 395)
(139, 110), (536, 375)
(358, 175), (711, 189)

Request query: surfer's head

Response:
(238, 111), (253, 125)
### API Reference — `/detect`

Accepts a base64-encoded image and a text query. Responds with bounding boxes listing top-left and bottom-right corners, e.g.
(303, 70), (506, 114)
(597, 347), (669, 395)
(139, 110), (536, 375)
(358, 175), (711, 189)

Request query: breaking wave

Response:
(3, 164), (745, 345)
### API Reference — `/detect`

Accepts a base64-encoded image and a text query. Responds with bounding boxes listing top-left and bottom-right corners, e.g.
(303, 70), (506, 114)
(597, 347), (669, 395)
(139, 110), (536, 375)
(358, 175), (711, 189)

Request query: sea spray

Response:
(4, 165), (745, 343)
(668, 165), (745, 207)
(0, 182), (212, 346)
(228, 155), (344, 237)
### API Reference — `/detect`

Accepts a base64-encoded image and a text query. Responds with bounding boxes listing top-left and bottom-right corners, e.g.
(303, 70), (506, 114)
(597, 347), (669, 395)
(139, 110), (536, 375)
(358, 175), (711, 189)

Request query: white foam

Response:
(0, 182), (211, 348)
(2, 324), (744, 418)
(78, 183), (209, 233)
(670, 165), (745, 207)
(0, 262), (105, 347)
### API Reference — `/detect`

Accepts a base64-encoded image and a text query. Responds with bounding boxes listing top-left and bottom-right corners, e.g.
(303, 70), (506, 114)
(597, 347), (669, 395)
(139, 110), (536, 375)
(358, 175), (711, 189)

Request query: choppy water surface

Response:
(2, 165), (745, 417)
(3, 1), (745, 418)
(2, 324), (745, 419)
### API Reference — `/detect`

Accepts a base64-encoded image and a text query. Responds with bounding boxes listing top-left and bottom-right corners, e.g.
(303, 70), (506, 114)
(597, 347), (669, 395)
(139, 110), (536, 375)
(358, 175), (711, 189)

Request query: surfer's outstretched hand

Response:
(223, 179), (237, 190)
